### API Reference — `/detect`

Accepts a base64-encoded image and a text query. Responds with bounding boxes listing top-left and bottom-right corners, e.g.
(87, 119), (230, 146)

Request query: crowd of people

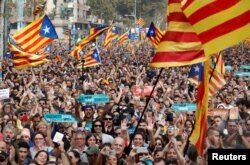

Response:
(0, 40), (249, 165)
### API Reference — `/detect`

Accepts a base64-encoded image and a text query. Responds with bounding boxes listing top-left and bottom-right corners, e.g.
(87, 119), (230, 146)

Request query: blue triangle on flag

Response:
(40, 15), (58, 39)
(92, 49), (101, 63)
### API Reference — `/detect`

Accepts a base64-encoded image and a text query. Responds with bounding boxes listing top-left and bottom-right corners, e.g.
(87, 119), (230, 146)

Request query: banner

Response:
(172, 104), (196, 112)
(134, 86), (156, 96)
(78, 94), (109, 104)
(44, 113), (78, 123)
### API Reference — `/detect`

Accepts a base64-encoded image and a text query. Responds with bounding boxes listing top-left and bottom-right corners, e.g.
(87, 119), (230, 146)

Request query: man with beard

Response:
(2, 124), (17, 153)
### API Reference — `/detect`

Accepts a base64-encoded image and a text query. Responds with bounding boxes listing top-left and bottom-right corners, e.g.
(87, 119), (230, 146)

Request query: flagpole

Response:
(126, 68), (164, 153)
(209, 52), (221, 82)
(81, 58), (85, 93)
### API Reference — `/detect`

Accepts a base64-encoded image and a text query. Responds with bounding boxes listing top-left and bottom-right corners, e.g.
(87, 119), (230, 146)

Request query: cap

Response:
(85, 146), (99, 155)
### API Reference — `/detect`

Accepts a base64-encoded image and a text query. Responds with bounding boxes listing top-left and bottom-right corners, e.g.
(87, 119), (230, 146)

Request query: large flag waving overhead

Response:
(181, 0), (250, 56)
(71, 25), (109, 60)
(150, 0), (205, 67)
(14, 15), (58, 53)
(8, 42), (48, 70)
(147, 22), (164, 48)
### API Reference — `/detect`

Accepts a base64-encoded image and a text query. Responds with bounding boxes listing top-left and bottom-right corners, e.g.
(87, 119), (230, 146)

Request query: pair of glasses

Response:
(94, 125), (102, 127)
(187, 114), (193, 116)
(20, 113), (27, 116)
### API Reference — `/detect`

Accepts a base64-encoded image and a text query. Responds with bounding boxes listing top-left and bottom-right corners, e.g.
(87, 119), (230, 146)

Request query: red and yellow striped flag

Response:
(147, 22), (164, 48)
(33, 2), (46, 16)
(136, 18), (146, 27)
(71, 26), (109, 60)
(188, 64), (226, 97)
(13, 15), (58, 53)
(208, 69), (226, 96)
(213, 52), (225, 75)
(189, 60), (209, 156)
(150, 0), (205, 67)
(103, 27), (119, 48)
(117, 32), (129, 45)
(8, 42), (48, 70)
(182, 0), (250, 56)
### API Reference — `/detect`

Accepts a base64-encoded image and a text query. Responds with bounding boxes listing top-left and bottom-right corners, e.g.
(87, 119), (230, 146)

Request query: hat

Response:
(0, 150), (8, 162)
(85, 146), (99, 155)
(16, 108), (29, 114)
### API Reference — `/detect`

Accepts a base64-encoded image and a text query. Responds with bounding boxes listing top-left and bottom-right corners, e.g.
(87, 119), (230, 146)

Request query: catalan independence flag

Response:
(213, 52), (225, 75)
(103, 26), (119, 48)
(188, 63), (226, 96)
(13, 15), (58, 54)
(8, 42), (48, 70)
(150, 0), (205, 67)
(33, 1), (47, 16)
(71, 25), (109, 60)
(117, 31), (129, 45)
(181, 0), (250, 56)
(188, 61), (209, 156)
(147, 22), (164, 48)
(77, 48), (101, 68)
(136, 18), (146, 27)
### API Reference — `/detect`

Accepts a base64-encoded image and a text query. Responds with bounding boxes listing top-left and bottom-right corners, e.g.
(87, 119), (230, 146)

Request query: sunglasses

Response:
(187, 114), (193, 116)
(94, 125), (102, 127)
(104, 118), (112, 121)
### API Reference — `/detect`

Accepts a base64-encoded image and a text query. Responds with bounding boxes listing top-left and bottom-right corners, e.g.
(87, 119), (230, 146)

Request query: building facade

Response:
(7, 0), (102, 39)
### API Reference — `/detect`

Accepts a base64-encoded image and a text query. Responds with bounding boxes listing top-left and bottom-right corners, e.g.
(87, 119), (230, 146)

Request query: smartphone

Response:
(166, 113), (173, 122)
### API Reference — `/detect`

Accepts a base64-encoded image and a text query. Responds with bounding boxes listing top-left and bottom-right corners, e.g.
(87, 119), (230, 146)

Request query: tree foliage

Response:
(87, 0), (166, 27)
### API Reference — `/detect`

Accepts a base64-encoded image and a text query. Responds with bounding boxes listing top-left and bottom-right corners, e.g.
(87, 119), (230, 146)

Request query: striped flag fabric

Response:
(189, 60), (209, 156)
(8, 42), (48, 70)
(213, 52), (225, 75)
(103, 26), (119, 48)
(116, 31), (129, 45)
(77, 48), (101, 68)
(33, 1), (47, 16)
(136, 18), (146, 27)
(181, 0), (250, 56)
(150, 0), (206, 67)
(188, 63), (226, 96)
(71, 25), (109, 60)
(13, 15), (58, 53)
(146, 22), (164, 48)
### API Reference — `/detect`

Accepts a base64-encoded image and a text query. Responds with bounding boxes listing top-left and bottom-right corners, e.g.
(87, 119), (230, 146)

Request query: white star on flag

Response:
(150, 30), (154, 34)
(194, 65), (200, 72)
(43, 26), (50, 34)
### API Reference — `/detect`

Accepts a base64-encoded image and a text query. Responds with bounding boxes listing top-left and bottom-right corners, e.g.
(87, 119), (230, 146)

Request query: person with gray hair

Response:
(3, 124), (17, 144)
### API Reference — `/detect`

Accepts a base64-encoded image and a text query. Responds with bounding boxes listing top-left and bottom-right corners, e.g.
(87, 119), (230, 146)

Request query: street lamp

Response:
(68, 24), (72, 50)
(124, 0), (137, 24)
